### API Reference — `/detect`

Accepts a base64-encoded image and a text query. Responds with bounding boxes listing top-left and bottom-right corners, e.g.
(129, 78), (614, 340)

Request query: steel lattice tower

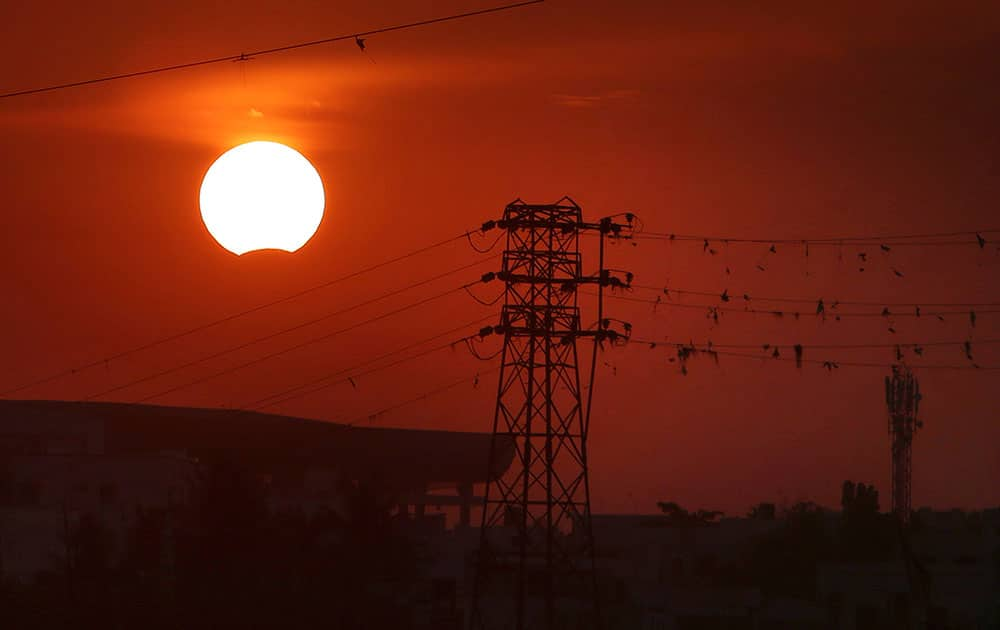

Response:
(471, 198), (630, 630)
(885, 365), (922, 525)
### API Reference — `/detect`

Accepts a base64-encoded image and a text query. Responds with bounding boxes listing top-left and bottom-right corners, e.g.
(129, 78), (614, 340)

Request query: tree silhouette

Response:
(747, 502), (776, 520)
(656, 501), (724, 525)
(840, 480), (893, 562)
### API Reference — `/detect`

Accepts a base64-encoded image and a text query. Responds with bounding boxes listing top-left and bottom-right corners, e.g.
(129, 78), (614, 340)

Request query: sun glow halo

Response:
(199, 141), (325, 255)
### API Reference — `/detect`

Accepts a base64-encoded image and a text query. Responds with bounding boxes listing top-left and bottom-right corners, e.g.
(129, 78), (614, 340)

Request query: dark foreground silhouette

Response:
(1, 464), (420, 629)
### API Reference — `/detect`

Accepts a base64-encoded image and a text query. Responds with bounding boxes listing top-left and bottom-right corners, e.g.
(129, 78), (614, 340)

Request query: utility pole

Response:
(885, 365), (922, 525)
(470, 198), (632, 630)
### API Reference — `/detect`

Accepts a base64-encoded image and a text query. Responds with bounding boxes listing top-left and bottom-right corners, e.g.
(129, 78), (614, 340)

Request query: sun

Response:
(199, 141), (325, 255)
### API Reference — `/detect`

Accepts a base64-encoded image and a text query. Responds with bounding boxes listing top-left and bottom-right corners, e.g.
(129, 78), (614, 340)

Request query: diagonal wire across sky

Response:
(0, 1), (546, 100)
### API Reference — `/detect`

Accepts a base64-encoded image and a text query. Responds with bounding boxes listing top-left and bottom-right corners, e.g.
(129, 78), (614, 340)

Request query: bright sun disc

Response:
(199, 141), (325, 255)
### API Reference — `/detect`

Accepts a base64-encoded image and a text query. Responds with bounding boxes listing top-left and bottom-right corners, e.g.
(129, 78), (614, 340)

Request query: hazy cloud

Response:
(552, 89), (640, 108)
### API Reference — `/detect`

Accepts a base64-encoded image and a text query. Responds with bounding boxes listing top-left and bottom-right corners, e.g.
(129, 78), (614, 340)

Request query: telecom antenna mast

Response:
(885, 365), (923, 525)
(471, 198), (632, 630)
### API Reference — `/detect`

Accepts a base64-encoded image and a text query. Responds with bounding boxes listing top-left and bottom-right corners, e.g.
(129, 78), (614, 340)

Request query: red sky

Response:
(1, 1), (998, 515)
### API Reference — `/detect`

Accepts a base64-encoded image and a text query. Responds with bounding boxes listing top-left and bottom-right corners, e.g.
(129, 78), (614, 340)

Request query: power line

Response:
(0, 1), (545, 100)
(599, 291), (1000, 319)
(82, 256), (496, 401)
(634, 237), (985, 247)
(630, 338), (1000, 351)
(700, 349), (998, 372)
(132, 279), (493, 403)
(714, 339), (996, 351)
(345, 365), (500, 427)
(630, 284), (1000, 308)
(1, 230), (476, 397)
(250, 314), (496, 409)
(466, 230), (505, 254)
(629, 229), (1000, 246)
(257, 334), (484, 410)
(625, 340), (1000, 372)
(463, 335), (504, 361)
(464, 284), (505, 306)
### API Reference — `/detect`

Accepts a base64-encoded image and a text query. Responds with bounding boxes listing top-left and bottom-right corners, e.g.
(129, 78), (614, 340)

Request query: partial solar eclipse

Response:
(199, 141), (324, 255)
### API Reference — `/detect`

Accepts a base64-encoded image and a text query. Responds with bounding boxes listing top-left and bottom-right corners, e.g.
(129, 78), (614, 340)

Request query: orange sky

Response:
(1, 1), (998, 515)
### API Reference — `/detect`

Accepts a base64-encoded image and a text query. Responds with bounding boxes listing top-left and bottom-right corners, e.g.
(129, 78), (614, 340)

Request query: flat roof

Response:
(0, 400), (513, 488)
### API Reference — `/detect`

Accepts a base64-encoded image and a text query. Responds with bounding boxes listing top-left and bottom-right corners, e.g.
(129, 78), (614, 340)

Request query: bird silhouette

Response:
(769, 244), (777, 254)
(355, 36), (376, 63)
(970, 310), (977, 327)
(880, 244), (891, 252)
(816, 299), (825, 315)
(976, 233), (986, 248)
(720, 289), (730, 302)
(793, 344), (803, 368)
(891, 268), (904, 277)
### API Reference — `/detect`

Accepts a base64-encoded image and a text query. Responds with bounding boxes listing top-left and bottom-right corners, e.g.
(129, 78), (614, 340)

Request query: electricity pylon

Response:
(470, 198), (632, 630)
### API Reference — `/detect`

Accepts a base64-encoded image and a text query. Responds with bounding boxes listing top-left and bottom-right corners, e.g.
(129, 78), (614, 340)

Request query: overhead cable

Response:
(82, 256), (496, 401)
(600, 292), (1000, 319)
(1, 230), (476, 396)
(0, 1), (545, 99)
(345, 365), (501, 427)
(132, 276), (497, 403)
(629, 229), (999, 246)
(250, 313), (496, 409)
(630, 284), (1000, 308)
